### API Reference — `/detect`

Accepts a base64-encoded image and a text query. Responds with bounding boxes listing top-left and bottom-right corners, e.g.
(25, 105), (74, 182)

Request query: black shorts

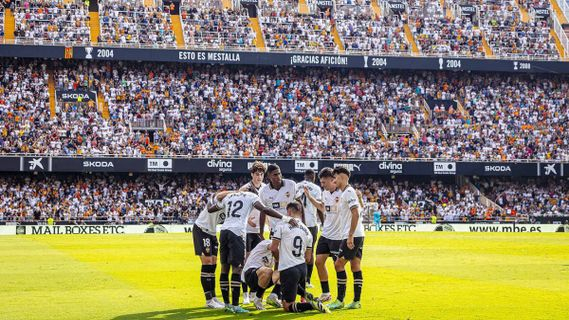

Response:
(315, 236), (342, 258)
(219, 230), (246, 267)
(338, 237), (364, 260)
(280, 264), (306, 303)
(245, 267), (274, 292)
(244, 268), (260, 291)
(192, 224), (218, 256)
(246, 233), (263, 252)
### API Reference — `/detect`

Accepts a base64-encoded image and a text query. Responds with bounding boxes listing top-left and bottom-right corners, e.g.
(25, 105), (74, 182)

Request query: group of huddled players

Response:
(191, 161), (365, 314)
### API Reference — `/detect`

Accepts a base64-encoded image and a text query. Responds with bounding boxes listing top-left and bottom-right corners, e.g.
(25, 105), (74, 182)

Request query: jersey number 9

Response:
(292, 236), (303, 257)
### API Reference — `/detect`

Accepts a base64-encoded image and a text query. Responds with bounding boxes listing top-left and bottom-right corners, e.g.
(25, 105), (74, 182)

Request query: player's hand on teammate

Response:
(288, 218), (299, 228)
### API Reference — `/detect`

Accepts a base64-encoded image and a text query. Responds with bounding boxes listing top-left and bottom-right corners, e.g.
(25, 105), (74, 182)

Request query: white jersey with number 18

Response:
(194, 197), (225, 236)
(220, 192), (261, 238)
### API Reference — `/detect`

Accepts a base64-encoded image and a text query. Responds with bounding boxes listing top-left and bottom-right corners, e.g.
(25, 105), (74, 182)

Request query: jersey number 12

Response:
(227, 200), (243, 218)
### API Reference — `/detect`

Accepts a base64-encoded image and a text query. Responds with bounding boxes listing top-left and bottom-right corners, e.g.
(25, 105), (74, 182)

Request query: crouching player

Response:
(270, 202), (330, 314)
(241, 239), (276, 310)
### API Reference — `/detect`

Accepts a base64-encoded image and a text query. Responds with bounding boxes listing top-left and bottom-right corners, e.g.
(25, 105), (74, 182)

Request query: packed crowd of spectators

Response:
(0, 174), (249, 224)
(14, 0), (91, 44)
(0, 5), (5, 38)
(517, 0), (551, 10)
(260, 0), (337, 52)
(1, 0), (562, 59)
(335, 0), (409, 54)
(408, 0), (483, 56)
(0, 60), (51, 154)
(0, 59), (568, 160)
(180, 0), (256, 49)
(481, 0), (558, 59)
(99, 0), (176, 45)
(476, 178), (569, 217)
(1, 174), (565, 224)
(355, 178), (491, 222)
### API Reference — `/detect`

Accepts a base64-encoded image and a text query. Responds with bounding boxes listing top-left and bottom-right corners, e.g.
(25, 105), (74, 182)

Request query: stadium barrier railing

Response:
(3, 36), (566, 61)
(0, 153), (567, 162)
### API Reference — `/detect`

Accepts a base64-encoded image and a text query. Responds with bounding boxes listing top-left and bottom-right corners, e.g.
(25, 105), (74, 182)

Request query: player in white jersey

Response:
(303, 167), (344, 302)
(258, 163), (296, 306)
(258, 164), (297, 238)
(328, 167), (365, 310)
(295, 169), (323, 288)
(239, 161), (266, 304)
(240, 240), (275, 310)
(208, 190), (295, 314)
(192, 193), (230, 309)
(270, 202), (330, 314)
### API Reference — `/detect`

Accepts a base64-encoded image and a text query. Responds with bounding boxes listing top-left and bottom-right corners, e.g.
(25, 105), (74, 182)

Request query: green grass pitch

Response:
(1, 232), (568, 320)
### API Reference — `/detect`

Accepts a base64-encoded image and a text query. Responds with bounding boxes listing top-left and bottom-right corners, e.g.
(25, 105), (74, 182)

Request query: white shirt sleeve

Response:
(290, 181), (297, 201)
(346, 189), (359, 210)
(295, 182), (304, 199)
(259, 185), (268, 205)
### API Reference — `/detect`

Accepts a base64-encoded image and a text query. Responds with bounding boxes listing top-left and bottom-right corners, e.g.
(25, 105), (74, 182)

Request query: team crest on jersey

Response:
(272, 202), (280, 209)
(217, 212), (226, 224)
(285, 192), (290, 198)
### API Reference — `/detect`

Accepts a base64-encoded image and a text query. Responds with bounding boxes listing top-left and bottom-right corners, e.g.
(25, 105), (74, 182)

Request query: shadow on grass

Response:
(112, 306), (337, 320)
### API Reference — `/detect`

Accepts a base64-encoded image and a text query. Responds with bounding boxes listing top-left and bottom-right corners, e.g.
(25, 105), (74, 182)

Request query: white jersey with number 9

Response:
(273, 219), (313, 271)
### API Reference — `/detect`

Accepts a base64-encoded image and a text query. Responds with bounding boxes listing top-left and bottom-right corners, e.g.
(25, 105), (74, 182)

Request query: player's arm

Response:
(317, 209), (324, 225)
(254, 201), (298, 227)
(270, 238), (280, 262)
(305, 247), (313, 263)
(206, 191), (232, 212)
(305, 233), (313, 262)
(270, 225), (282, 262)
(303, 186), (325, 212)
(347, 205), (359, 249)
(259, 208), (266, 237)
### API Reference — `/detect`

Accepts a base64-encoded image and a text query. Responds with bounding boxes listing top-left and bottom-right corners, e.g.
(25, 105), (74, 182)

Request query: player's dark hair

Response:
(250, 161), (266, 174)
(333, 166), (351, 178)
(304, 169), (315, 181)
(266, 164), (280, 174)
(318, 167), (334, 179)
(286, 201), (302, 213)
(286, 201), (305, 224)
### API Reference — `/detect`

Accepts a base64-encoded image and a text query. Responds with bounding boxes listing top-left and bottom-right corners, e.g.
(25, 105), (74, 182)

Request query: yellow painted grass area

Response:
(1, 232), (568, 320)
